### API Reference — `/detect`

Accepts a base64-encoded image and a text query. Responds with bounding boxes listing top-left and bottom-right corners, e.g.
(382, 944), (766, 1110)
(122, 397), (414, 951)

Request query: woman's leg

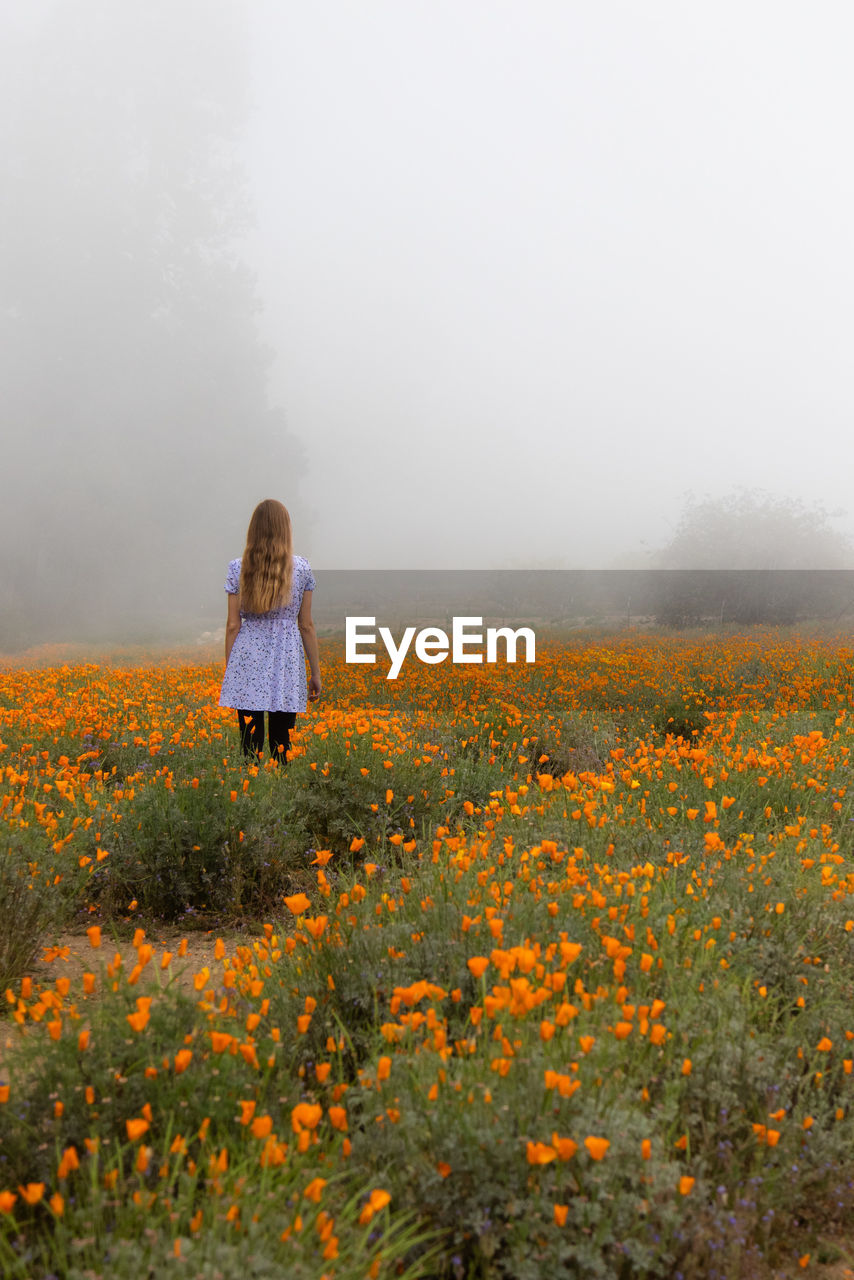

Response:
(237, 710), (265, 759)
(267, 711), (297, 764)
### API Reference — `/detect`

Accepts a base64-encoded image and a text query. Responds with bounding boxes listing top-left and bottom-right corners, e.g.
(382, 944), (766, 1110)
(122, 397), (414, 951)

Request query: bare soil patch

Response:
(33, 924), (264, 995)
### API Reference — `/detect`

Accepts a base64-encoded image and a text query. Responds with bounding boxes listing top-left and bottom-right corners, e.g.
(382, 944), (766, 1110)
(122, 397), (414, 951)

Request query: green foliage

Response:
(93, 767), (297, 922)
(0, 860), (60, 994)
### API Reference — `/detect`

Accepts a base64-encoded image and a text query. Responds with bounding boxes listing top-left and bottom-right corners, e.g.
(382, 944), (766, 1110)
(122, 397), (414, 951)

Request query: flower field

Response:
(2, 632), (854, 1277)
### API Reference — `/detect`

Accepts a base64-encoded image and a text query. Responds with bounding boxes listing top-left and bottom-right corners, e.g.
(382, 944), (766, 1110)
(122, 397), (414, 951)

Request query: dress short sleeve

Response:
(225, 559), (240, 594)
(303, 559), (316, 593)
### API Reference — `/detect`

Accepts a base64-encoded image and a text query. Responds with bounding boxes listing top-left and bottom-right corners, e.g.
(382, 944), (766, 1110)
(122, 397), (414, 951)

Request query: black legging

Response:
(237, 710), (297, 763)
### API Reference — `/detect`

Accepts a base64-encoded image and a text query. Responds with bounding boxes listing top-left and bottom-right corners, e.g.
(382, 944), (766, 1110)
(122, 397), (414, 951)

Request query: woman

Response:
(218, 499), (321, 763)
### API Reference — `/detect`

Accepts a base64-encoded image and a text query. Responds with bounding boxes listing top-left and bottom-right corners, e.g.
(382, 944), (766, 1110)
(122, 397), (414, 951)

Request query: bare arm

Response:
(225, 592), (241, 665)
(298, 590), (322, 700)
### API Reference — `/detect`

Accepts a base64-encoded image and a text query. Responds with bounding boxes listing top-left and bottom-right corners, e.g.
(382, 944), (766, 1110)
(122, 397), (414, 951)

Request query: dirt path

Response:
(1, 924), (266, 1067)
(32, 924), (264, 996)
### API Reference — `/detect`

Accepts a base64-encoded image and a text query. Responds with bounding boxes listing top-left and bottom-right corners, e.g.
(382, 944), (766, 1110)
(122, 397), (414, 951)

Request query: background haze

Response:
(3, 1), (854, 645)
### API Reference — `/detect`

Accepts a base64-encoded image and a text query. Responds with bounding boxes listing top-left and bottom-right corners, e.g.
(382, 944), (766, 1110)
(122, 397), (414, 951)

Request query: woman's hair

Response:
(239, 499), (294, 614)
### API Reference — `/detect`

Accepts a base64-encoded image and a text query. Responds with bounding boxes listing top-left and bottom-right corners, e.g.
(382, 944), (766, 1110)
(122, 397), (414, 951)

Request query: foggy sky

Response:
(4, 0), (854, 635)
(243, 1), (854, 569)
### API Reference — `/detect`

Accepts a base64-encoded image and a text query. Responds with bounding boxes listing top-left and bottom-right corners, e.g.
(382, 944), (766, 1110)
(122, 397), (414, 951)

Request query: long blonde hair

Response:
(239, 500), (294, 614)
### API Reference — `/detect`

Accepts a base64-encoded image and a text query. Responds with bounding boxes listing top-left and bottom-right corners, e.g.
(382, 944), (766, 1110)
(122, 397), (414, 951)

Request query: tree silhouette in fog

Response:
(655, 490), (854, 570)
(652, 490), (854, 627)
(0, 1), (305, 647)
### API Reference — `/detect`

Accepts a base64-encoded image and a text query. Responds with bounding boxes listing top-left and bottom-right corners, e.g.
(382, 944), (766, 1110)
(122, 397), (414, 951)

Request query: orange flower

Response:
(18, 1183), (44, 1206)
(527, 1141), (557, 1165)
(583, 1136), (610, 1161)
(126, 1118), (150, 1141)
(328, 1105), (348, 1132)
(57, 1146), (79, 1178)
(0, 1191), (17, 1213)
(86, 926), (101, 949)
(467, 956), (489, 979)
(251, 1115), (273, 1140)
(291, 1102), (322, 1133)
(283, 893), (311, 916)
(303, 1177), (327, 1202)
(551, 1135), (578, 1160)
(679, 1176), (695, 1195)
(358, 1188), (391, 1224)
(817, 1037), (833, 1051)
(554, 1203), (569, 1226)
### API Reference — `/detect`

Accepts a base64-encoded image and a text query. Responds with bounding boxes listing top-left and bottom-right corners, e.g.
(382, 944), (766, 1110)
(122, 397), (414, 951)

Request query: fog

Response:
(3, 1), (854, 646)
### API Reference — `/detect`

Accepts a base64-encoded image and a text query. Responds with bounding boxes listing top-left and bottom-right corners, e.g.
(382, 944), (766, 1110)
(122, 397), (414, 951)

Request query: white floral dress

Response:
(218, 556), (316, 712)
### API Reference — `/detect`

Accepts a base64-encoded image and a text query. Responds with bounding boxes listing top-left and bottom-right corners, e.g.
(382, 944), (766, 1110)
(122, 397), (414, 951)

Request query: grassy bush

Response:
(0, 861), (60, 994)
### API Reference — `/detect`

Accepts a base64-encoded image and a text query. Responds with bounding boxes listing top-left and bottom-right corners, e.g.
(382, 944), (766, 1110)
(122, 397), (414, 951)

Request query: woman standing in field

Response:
(219, 499), (321, 763)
